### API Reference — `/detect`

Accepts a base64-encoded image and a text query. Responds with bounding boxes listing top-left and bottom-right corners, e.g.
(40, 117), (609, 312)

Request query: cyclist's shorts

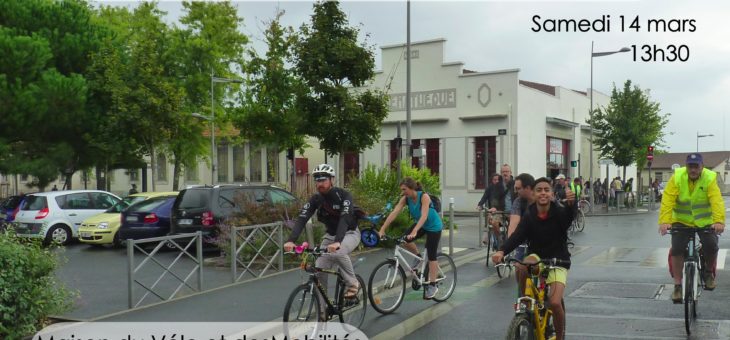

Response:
(525, 254), (568, 286)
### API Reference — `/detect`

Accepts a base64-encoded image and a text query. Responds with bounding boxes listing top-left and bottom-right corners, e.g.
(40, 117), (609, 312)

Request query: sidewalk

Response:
(57, 216), (488, 322)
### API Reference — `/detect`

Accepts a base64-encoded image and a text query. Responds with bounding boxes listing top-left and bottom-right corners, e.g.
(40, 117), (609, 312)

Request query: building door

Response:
(343, 151), (359, 186)
(426, 138), (440, 175)
(475, 136), (497, 189)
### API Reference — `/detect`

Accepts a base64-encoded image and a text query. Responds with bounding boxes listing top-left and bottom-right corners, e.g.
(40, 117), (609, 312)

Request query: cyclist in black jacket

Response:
(284, 164), (361, 299)
(492, 177), (576, 340)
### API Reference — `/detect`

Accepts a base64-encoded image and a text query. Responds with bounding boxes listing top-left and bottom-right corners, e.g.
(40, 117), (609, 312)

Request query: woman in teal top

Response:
(378, 177), (444, 299)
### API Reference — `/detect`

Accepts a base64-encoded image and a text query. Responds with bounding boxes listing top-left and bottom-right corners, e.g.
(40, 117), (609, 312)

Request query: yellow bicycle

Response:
(504, 257), (569, 340)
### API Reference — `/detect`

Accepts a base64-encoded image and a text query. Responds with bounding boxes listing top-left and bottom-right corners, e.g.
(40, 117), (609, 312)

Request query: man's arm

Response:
(658, 174), (678, 225)
(507, 197), (522, 237)
(287, 195), (319, 243)
(708, 175), (726, 226)
(500, 216), (529, 255)
(334, 190), (356, 243)
(477, 186), (490, 208)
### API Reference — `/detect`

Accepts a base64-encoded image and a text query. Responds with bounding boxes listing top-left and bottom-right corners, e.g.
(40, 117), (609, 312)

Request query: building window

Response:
(546, 137), (569, 179)
(411, 139), (421, 168)
(474, 136), (497, 190)
(217, 145), (228, 183)
(249, 145), (262, 182)
(185, 162), (198, 182)
(343, 151), (359, 186)
(233, 145), (246, 182)
(426, 138), (440, 175)
(389, 139), (401, 169)
(157, 154), (167, 182)
(127, 169), (139, 181)
(655, 172), (663, 183)
(267, 147), (279, 183)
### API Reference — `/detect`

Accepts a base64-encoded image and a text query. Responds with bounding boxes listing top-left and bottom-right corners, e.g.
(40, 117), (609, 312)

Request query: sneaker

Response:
(671, 284), (682, 304)
(704, 274), (716, 291)
(424, 284), (439, 300)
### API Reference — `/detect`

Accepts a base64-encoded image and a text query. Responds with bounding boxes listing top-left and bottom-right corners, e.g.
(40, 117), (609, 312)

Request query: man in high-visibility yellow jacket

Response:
(659, 153), (725, 303)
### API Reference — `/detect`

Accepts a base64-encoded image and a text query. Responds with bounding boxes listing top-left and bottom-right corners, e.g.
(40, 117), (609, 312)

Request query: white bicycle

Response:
(367, 235), (457, 314)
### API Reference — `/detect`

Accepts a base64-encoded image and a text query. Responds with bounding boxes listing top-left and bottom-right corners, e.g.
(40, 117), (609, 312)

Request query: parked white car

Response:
(13, 190), (122, 245)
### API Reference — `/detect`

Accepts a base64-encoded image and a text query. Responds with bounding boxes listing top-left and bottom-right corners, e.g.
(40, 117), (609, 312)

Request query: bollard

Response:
(449, 198), (454, 256)
(478, 207), (484, 249)
(197, 231), (203, 291)
(127, 238), (134, 309)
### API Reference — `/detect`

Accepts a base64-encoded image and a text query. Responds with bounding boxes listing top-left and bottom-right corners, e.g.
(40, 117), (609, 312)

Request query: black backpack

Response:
(424, 192), (442, 213)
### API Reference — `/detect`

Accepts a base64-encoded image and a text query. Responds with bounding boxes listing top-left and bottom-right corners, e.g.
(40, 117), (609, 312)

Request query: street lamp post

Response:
(696, 132), (714, 152)
(209, 73), (243, 185)
(589, 42), (630, 213)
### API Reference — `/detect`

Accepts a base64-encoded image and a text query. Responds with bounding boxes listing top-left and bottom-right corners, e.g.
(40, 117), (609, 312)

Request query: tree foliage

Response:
(294, 1), (389, 178)
(588, 80), (670, 178)
(232, 10), (306, 154)
(0, 0), (106, 190)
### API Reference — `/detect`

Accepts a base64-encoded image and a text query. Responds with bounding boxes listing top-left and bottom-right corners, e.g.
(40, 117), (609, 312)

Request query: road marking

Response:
(371, 271), (501, 340)
(639, 248), (670, 268)
(585, 247), (637, 265)
(441, 246), (468, 254)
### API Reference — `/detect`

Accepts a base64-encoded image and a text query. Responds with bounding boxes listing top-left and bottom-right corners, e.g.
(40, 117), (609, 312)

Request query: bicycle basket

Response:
(300, 253), (317, 271)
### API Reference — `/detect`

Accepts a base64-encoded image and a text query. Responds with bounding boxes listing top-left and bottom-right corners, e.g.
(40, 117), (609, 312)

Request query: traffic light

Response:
(647, 146), (654, 162)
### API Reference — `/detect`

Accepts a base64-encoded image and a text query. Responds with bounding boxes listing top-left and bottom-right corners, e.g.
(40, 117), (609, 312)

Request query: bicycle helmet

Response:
(312, 164), (336, 180)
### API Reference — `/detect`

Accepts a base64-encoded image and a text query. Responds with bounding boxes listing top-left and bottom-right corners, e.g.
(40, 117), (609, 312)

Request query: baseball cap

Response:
(556, 174), (566, 180)
(686, 153), (703, 165)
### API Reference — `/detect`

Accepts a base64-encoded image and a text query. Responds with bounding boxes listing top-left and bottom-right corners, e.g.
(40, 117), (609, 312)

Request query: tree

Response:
(168, 1), (249, 188)
(588, 80), (670, 180)
(294, 1), (389, 183)
(232, 10), (306, 159)
(0, 0), (108, 190)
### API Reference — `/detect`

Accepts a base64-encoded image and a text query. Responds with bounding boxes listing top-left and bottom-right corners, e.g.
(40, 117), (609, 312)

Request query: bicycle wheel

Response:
(486, 229), (494, 267)
(505, 313), (535, 340)
(576, 210), (585, 232)
(368, 259), (406, 314)
(684, 263), (694, 335)
(283, 283), (321, 325)
(430, 253), (457, 302)
(339, 274), (366, 328)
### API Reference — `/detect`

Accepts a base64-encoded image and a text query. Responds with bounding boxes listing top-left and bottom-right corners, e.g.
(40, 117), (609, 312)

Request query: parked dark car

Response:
(118, 196), (177, 241)
(0, 195), (25, 224)
(169, 185), (298, 240)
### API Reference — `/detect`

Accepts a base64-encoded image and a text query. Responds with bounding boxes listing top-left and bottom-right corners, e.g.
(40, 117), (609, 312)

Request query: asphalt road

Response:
(52, 199), (730, 339)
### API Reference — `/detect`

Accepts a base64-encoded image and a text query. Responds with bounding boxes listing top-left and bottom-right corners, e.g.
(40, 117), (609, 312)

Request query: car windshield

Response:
(106, 196), (146, 213)
(21, 195), (47, 211)
(128, 197), (170, 213)
(178, 189), (209, 209)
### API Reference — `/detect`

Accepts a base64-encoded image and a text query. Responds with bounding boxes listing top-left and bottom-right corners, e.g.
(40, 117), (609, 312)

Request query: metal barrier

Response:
(127, 232), (203, 309)
(231, 222), (285, 283)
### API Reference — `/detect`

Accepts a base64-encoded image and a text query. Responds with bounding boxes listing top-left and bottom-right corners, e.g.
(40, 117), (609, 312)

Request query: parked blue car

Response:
(118, 196), (176, 241)
(0, 195), (25, 224)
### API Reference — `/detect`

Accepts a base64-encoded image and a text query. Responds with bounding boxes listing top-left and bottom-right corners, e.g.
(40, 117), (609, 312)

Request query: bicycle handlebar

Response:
(668, 226), (717, 234)
(505, 257), (571, 267)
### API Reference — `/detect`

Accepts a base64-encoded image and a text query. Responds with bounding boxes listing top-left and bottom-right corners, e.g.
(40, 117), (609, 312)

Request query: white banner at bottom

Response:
(33, 322), (368, 340)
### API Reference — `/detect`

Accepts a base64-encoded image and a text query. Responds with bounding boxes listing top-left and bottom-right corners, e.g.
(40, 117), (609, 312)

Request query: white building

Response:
(351, 38), (636, 210)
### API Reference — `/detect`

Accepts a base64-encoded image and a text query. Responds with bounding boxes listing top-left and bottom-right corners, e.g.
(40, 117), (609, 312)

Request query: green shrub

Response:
(349, 161), (444, 239)
(0, 229), (73, 339)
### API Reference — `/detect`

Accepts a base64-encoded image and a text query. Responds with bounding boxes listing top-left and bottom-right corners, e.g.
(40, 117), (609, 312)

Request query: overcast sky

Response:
(100, 0), (730, 153)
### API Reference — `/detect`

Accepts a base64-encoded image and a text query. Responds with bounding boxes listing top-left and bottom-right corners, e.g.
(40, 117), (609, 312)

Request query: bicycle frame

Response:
(681, 232), (703, 303)
(390, 244), (429, 285)
(295, 251), (348, 316)
(514, 270), (552, 340)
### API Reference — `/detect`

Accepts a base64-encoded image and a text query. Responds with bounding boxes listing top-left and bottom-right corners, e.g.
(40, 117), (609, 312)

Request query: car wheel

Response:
(45, 224), (71, 246)
(112, 231), (122, 248)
